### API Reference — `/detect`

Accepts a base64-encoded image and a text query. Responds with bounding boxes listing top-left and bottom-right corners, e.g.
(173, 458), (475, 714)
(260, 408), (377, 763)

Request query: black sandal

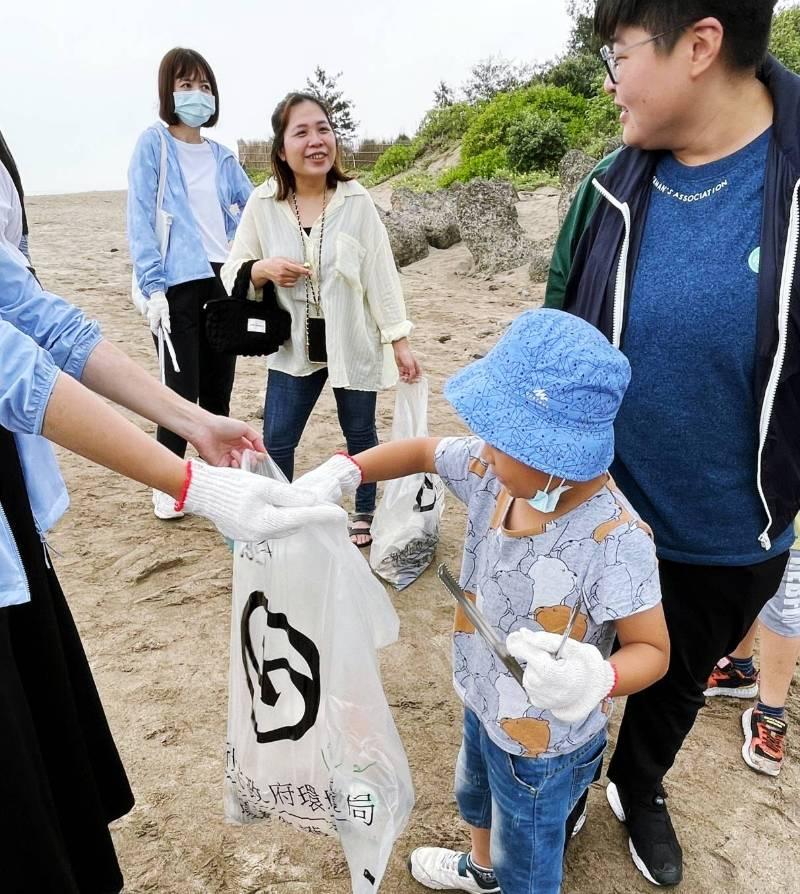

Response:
(348, 512), (374, 548)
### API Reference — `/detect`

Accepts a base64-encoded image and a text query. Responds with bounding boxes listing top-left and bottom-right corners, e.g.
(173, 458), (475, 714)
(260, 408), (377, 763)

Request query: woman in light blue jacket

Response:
(0, 248), (340, 893)
(127, 47), (253, 519)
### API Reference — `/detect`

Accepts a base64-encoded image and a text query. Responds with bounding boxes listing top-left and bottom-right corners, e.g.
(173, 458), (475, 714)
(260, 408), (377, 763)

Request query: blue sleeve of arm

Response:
(0, 248), (102, 380)
(234, 161), (254, 210)
(127, 130), (165, 298)
(0, 318), (60, 435)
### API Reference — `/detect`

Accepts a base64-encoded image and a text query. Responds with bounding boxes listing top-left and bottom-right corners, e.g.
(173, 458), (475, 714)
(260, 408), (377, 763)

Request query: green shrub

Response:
(541, 52), (605, 98)
(437, 147), (509, 187)
(245, 168), (269, 186)
(507, 111), (569, 173)
(580, 90), (621, 158)
(461, 84), (588, 160)
(371, 143), (415, 181)
(414, 102), (482, 155)
(390, 170), (439, 192)
(506, 169), (559, 190)
(770, 6), (800, 73)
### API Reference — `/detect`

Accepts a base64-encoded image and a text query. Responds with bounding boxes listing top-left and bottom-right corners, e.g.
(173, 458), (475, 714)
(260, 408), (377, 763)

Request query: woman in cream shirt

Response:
(222, 92), (420, 547)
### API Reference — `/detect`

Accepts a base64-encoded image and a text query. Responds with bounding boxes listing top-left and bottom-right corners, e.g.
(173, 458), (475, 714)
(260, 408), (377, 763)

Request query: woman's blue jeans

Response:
(263, 368), (378, 514)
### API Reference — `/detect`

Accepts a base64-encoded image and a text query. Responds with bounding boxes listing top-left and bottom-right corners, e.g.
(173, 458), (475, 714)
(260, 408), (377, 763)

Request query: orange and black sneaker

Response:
(742, 707), (787, 777)
(704, 656), (759, 699)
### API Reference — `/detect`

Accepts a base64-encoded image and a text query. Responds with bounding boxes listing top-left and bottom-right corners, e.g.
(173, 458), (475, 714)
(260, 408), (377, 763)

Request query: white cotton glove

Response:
(293, 453), (363, 504)
(182, 460), (346, 541)
(145, 290), (171, 335)
(506, 629), (617, 724)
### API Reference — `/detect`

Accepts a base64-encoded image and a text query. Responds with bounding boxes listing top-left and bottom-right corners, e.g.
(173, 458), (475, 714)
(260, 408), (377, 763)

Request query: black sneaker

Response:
(606, 781), (682, 886)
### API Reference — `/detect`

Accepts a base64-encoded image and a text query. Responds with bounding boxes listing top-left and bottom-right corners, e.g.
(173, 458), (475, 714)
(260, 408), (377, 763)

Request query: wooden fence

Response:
(237, 139), (396, 172)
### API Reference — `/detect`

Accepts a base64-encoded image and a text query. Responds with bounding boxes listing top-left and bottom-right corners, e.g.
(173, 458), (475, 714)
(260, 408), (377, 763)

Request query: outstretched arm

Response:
(354, 437), (440, 482)
(294, 437), (441, 505)
(42, 368), (343, 542)
(80, 339), (265, 466)
(43, 367), (187, 496)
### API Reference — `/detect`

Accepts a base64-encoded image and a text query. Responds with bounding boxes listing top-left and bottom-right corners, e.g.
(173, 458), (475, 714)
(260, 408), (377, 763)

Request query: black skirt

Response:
(0, 426), (134, 893)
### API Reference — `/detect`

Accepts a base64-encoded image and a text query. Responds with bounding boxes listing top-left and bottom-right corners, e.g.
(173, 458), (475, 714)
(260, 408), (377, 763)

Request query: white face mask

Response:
(173, 90), (216, 127)
(527, 474), (572, 513)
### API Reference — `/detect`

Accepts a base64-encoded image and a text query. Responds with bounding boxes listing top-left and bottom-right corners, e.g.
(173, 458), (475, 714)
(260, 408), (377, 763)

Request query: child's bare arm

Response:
(294, 438), (441, 504)
(354, 437), (441, 483)
(610, 604), (670, 697)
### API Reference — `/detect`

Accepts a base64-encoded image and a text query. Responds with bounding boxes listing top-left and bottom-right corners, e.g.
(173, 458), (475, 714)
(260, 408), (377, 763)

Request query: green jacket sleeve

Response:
(544, 150), (621, 310)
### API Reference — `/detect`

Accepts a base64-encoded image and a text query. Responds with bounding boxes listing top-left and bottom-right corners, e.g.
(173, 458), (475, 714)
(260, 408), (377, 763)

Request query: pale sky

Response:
(3, 1), (573, 195)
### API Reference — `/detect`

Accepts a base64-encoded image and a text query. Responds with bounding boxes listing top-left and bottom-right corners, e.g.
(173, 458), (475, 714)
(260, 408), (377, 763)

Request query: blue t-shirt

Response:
(612, 128), (794, 565)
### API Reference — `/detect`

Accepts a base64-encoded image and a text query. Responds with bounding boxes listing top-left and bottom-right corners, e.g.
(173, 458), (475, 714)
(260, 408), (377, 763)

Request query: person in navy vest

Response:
(545, 0), (799, 886)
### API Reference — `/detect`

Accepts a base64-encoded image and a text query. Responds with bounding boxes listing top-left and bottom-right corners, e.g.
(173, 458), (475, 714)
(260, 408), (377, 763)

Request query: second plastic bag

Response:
(225, 455), (414, 893)
(369, 379), (445, 590)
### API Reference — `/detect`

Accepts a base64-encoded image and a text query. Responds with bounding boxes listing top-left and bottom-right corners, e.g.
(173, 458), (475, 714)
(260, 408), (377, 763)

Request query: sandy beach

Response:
(26, 186), (799, 894)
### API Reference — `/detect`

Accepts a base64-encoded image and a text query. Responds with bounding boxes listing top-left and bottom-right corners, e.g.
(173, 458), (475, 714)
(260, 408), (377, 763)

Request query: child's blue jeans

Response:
(455, 708), (606, 894)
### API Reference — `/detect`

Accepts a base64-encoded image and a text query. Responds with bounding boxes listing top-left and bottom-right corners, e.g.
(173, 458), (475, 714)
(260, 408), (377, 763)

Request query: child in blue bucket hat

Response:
(299, 308), (669, 894)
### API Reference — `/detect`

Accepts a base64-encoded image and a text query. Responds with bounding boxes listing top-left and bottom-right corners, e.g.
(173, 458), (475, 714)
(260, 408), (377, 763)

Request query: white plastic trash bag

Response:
(225, 455), (414, 893)
(370, 379), (445, 590)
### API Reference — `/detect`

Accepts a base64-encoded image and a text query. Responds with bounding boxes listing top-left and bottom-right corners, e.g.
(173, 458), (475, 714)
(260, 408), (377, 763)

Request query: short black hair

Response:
(594, 0), (777, 70)
(158, 47), (219, 128)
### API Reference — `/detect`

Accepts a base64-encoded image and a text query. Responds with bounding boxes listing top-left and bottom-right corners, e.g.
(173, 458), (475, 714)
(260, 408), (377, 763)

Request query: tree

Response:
(433, 80), (455, 108)
(770, 5), (800, 73)
(567, 0), (602, 55)
(304, 67), (358, 142)
(461, 55), (534, 103)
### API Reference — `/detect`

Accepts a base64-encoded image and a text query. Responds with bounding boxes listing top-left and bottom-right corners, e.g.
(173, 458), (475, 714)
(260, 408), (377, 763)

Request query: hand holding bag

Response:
(204, 260), (292, 357)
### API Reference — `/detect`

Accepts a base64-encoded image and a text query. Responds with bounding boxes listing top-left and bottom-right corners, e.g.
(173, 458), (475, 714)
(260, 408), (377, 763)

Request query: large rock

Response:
(528, 236), (556, 283)
(377, 208), (429, 267)
(557, 150), (598, 225)
(455, 178), (532, 274)
(390, 188), (461, 249)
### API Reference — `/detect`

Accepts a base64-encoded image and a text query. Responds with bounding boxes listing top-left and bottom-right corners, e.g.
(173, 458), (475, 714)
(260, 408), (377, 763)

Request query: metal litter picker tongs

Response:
(437, 564), (525, 687)
(437, 564), (585, 688)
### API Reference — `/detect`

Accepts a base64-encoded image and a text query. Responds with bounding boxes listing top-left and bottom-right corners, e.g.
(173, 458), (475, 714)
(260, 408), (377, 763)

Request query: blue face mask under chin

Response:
(527, 474), (572, 513)
(173, 91), (216, 128)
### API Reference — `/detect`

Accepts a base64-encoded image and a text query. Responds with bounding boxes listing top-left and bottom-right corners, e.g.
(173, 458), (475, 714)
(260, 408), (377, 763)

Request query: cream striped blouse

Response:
(221, 178), (413, 390)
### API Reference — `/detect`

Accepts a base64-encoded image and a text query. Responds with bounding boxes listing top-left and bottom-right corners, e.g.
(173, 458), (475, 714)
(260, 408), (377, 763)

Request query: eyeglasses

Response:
(599, 23), (694, 84)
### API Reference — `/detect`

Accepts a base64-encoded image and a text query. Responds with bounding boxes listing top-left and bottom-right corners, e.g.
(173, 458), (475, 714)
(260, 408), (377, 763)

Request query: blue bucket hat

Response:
(444, 308), (631, 481)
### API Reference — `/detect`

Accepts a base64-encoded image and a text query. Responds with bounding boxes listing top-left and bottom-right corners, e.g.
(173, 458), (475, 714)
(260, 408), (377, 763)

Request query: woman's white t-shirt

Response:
(0, 162), (28, 267)
(174, 140), (229, 263)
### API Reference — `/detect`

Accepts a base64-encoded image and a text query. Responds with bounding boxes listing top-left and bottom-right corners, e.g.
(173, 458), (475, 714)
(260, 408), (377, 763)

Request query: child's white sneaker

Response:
(152, 488), (184, 520)
(408, 847), (499, 892)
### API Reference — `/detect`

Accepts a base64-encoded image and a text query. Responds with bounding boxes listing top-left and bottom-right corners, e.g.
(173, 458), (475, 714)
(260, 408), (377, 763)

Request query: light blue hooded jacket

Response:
(0, 247), (102, 607)
(127, 124), (253, 298)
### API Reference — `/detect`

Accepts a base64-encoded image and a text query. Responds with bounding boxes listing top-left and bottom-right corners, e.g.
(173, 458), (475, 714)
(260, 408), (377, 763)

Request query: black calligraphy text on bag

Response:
(241, 590), (321, 743)
(414, 474), (438, 513)
(204, 260), (291, 357)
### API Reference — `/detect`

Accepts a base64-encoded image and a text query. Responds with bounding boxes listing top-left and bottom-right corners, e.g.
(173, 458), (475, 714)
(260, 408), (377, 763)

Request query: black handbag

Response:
(204, 260), (291, 356)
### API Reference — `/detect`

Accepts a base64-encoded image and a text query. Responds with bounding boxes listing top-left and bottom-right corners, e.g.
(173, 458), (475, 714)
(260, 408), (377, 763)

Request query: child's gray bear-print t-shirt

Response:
(434, 436), (662, 759)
